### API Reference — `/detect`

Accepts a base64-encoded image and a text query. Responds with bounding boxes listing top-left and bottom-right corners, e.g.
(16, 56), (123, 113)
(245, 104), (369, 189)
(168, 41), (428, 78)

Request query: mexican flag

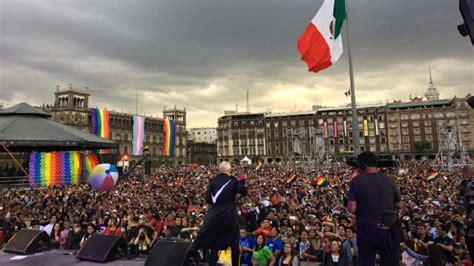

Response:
(297, 0), (346, 72)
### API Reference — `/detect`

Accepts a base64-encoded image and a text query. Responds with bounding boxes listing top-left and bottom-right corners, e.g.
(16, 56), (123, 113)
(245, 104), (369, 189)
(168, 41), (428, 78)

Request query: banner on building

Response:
(90, 108), (110, 139)
(163, 118), (176, 156)
(323, 121), (328, 139)
(343, 120), (348, 137)
(375, 118), (379, 136)
(132, 115), (145, 156)
(363, 119), (369, 137)
(333, 120), (338, 138)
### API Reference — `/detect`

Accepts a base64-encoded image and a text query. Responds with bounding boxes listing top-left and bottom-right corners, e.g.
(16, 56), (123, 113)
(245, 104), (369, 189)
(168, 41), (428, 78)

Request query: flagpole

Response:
(345, 0), (360, 156)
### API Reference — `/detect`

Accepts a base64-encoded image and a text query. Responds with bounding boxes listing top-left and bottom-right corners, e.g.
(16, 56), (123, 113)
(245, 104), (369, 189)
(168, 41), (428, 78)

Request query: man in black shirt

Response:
(194, 161), (247, 266)
(346, 152), (402, 266)
(434, 224), (454, 264)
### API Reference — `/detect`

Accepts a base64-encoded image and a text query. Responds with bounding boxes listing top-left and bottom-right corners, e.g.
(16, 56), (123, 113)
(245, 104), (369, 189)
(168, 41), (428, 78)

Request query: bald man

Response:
(193, 161), (247, 266)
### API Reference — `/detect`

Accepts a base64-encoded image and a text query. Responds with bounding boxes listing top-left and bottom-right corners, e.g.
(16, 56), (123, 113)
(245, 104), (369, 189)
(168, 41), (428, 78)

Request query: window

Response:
(412, 121), (420, 127)
(401, 122), (409, 128)
(282, 121), (288, 127)
(410, 114), (421, 120)
(425, 127), (432, 134)
(413, 128), (420, 135)
(402, 129), (409, 136)
(402, 136), (410, 143)
(369, 137), (376, 144)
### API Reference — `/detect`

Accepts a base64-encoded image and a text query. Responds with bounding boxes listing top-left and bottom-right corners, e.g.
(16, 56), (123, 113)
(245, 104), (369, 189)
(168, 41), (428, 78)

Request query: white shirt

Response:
(43, 223), (54, 235)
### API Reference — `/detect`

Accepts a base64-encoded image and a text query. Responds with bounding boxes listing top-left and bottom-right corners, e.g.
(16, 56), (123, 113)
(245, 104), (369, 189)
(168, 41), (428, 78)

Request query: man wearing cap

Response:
(193, 161), (247, 266)
(346, 151), (402, 266)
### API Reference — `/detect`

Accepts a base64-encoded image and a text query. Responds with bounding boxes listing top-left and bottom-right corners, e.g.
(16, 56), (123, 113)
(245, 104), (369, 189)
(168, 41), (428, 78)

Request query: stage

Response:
(0, 250), (147, 266)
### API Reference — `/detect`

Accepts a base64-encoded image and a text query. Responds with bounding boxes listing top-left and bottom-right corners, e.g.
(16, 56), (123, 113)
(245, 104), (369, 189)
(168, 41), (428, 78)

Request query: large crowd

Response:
(0, 160), (473, 266)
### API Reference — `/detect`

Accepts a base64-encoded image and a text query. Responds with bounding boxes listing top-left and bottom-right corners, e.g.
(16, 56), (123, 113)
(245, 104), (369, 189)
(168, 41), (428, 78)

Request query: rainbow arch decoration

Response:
(85, 153), (100, 176)
(90, 108), (110, 139)
(28, 151), (82, 187)
(163, 118), (175, 156)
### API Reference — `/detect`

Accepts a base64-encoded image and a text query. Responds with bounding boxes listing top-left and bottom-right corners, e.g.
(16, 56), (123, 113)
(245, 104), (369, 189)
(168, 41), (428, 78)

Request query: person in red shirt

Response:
(254, 219), (272, 240)
(103, 217), (122, 237)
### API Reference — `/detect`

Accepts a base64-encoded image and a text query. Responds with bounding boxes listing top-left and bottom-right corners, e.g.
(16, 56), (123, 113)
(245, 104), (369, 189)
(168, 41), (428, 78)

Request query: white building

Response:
(188, 127), (217, 144)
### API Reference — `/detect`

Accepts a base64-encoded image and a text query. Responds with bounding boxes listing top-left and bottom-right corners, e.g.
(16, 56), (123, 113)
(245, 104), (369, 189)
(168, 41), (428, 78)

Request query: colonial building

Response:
(43, 84), (187, 163)
(217, 112), (265, 162)
(187, 127), (217, 144)
(216, 81), (473, 162)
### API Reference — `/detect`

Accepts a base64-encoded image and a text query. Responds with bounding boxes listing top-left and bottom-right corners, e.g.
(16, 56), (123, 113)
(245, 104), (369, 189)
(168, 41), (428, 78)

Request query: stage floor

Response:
(0, 250), (147, 266)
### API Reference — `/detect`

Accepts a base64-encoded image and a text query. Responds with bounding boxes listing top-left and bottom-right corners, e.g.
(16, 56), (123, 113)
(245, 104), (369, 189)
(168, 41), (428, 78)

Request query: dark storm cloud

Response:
(1, 0), (472, 127)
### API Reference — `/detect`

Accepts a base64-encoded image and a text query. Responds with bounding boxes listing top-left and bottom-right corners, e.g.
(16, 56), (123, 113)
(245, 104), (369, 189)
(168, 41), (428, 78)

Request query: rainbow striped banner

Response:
(314, 176), (329, 187)
(286, 171), (297, 185)
(29, 151), (83, 187)
(163, 118), (176, 156)
(90, 108), (110, 139)
(426, 172), (439, 183)
(85, 153), (100, 176)
(132, 115), (145, 156)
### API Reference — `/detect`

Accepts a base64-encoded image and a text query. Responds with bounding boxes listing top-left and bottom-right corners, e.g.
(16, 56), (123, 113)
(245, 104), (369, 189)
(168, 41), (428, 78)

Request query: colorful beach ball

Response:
(88, 164), (119, 192)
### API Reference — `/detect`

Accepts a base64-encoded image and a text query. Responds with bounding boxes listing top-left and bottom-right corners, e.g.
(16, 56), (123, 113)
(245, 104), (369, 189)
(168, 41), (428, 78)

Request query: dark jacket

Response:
(66, 230), (83, 250)
(194, 173), (247, 249)
(323, 252), (349, 266)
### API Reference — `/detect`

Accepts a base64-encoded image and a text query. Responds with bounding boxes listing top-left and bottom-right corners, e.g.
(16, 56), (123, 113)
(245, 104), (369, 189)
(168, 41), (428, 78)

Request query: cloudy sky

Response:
(1, 0), (472, 127)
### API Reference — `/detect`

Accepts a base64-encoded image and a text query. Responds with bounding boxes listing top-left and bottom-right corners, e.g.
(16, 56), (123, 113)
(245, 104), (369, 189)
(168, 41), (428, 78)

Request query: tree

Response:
(413, 140), (432, 156)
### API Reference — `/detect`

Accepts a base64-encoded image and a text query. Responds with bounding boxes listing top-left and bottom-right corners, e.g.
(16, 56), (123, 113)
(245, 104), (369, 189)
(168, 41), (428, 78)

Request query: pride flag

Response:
(255, 161), (263, 171)
(132, 115), (145, 156)
(29, 151), (82, 187)
(286, 171), (297, 185)
(90, 108), (110, 139)
(314, 176), (328, 187)
(426, 172), (439, 183)
(85, 153), (100, 176)
(163, 118), (176, 156)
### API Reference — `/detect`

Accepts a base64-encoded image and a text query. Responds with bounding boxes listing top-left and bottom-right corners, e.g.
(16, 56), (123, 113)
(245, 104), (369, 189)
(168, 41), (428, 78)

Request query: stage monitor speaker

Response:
(467, 96), (474, 108)
(76, 234), (126, 263)
(145, 240), (192, 266)
(3, 229), (51, 255)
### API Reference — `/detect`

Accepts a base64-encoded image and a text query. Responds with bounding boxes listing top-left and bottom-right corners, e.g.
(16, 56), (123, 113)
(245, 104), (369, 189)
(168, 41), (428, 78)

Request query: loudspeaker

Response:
(145, 240), (192, 266)
(467, 96), (474, 108)
(76, 234), (126, 263)
(3, 229), (51, 255)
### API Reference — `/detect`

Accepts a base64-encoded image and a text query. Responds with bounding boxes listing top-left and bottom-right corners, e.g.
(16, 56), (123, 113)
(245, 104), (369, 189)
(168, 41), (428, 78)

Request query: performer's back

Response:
(193, 162), (247, 266)
(205, 173), (247, 206)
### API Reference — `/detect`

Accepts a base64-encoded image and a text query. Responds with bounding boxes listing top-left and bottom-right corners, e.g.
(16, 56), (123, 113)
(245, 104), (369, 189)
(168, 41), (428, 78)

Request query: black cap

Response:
(356, 152), (378, 168)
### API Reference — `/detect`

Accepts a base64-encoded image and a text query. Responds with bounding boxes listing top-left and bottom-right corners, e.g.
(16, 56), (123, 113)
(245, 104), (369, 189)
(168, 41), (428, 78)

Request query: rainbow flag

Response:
(29, 151), (83, 187)
(90, 108), (110, 139)
(85, 153), (100, 176)
(132, 115), (145, 156)
(315, 176), (328, 187)
(286, 171), (297, 185)
(426, 172), (439, 183)
(255, 161), (262, 171)
(163, 118), (176, 156)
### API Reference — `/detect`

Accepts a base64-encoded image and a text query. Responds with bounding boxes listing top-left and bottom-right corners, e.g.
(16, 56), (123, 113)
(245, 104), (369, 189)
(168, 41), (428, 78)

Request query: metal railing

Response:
(0, 176), (30, 188)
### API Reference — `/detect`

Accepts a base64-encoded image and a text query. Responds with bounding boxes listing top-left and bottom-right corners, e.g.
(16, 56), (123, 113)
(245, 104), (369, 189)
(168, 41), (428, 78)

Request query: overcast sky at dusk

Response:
(1, 0), (473, 127)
